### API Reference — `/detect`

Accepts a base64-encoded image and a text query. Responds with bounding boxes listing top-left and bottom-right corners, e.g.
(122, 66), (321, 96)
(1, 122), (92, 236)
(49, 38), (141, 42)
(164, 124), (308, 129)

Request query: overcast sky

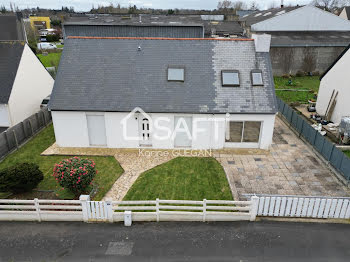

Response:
(1, 0), (312, 11)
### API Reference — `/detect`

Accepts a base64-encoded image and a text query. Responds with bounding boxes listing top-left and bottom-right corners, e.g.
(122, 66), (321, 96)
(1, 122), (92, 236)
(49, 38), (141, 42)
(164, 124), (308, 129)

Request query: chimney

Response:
(252, 34), (271, 53)
(281, 0), (284, 8)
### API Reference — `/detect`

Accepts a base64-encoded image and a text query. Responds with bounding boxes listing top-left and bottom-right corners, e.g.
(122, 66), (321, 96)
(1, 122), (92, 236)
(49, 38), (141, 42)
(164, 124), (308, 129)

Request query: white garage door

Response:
(87, 115), (107, 146)
(174, 116), (192, 147)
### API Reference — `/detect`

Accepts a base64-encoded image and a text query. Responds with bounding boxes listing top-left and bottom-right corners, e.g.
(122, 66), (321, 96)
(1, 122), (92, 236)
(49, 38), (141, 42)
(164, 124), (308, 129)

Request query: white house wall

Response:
(52, 111), (276, 150)
(339, 8), (349, 20)
(0, 104), (10, 127)
(316, 48), (350, 124)
(7, 44), (54, 126)
(252, 6), (350, 32)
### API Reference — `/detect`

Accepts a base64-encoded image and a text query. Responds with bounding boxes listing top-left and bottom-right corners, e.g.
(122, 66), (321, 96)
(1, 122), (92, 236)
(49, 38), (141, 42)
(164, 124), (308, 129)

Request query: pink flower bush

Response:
(53, 157), (97, 196)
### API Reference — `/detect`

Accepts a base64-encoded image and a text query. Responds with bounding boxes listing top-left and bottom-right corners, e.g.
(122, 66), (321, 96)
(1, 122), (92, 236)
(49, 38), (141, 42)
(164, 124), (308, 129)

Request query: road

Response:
(0, 221), (349, 261)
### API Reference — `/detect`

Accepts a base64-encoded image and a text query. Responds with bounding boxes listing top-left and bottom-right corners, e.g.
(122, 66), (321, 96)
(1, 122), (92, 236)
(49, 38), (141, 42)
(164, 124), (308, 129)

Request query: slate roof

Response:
(239, 6), (301, 26)
(270, 31), (350, 47)
(49, 37), (277, 114)
(0, 42), (25, 104)
(64, 14), (244, 38)
(0, 15), (25, 41)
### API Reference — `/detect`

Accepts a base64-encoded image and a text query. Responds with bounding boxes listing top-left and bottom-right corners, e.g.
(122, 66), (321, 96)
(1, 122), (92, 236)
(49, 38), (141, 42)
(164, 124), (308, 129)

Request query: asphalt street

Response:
(0, 221), (349, 261)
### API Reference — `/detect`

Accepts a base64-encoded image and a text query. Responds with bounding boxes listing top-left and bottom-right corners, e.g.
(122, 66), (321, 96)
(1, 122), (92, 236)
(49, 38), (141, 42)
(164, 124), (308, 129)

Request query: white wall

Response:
(339, 8), (348, 20)
(8, 44), (54, 126)
(0, 104), (10, 127)
(52, 111), (276, 150)
(316, 48), (350, 124)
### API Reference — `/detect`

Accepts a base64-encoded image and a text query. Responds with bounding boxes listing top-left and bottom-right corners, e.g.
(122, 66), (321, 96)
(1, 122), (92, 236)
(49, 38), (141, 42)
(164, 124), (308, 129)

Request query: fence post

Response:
(156, 198), (160, 222)
(105, 198), (114, 223)
(34, 198), (41, 222)
(4, 131), (10, 151)
(42, 111), (46, 126)
(21, 121), (26, 138)
(13, 130), (18, 149)
(250, 196), (259, 221)
(80, 195), (90, 222)
(28, 120), (34, 135)
(203, 199), (207, 222)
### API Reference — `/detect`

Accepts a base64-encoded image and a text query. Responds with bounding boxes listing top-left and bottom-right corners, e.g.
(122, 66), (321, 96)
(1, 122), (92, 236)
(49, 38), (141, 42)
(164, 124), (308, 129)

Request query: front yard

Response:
(274, 76), (320, 104)
(0, 125), (123, 200)
(124, 157), (233, 201)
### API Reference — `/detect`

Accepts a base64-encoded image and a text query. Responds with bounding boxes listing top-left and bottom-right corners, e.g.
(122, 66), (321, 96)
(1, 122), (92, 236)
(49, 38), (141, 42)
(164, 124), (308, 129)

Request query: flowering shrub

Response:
(53, 157), (97, 196)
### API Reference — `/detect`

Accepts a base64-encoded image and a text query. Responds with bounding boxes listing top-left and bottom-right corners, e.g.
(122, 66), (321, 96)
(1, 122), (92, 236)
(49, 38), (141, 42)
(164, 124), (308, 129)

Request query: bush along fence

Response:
(0, 108), (51, 161)
(276, 97), (350, 182)
(0, 195), (258, 224)
(245, 194), (350, 219)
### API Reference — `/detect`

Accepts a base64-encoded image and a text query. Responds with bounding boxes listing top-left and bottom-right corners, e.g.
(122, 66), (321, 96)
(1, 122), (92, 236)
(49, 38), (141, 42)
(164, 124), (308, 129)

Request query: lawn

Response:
(37, 52), (62, 68)
(274, 76), (320, 104)
(344, 151), (350, 158)
(124, 157), (233, 201)
(0, 125), (124, 200)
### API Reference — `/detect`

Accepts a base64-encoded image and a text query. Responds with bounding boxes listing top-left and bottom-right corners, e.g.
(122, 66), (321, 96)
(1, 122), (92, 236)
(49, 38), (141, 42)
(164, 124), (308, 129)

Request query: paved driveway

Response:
(216, 116), (350, 200)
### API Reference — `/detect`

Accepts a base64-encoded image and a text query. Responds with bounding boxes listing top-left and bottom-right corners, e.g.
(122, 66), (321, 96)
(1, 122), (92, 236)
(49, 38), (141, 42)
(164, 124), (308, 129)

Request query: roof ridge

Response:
(67, 36), (253, 41)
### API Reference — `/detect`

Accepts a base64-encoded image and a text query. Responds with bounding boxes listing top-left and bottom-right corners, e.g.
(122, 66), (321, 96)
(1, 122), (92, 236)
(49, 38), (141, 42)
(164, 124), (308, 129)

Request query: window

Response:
(222, 70), (240, 87)
(243, 121), (261, 142)
(168, 68), (184, 82)
(225, 121), (261, 143)
(251, 70), (263, 86)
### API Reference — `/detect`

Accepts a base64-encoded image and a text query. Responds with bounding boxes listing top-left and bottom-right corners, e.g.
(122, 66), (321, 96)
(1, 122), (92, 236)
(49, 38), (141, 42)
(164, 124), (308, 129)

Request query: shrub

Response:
(46, 34), (60, 42)
(0, 163), (43, 193)
(53, 157), (97, 196)
(295, 70), (305, 77)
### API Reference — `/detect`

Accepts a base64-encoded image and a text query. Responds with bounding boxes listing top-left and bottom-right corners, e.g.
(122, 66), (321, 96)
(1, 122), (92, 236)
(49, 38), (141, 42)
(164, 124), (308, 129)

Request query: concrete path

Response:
(1, 221), (350, 261)
(103, 151), (174, 201)
(216, 116), (350, 200)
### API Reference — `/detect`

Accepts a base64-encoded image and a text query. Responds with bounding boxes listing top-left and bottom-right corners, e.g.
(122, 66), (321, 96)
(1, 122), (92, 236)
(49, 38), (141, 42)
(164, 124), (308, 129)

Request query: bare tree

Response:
(217, 0), (233, 10)
(217, 0), (246, 11)
(302, 48), (316, 73)
(250, 1), (259, 10)
(312, 0), (350, 11)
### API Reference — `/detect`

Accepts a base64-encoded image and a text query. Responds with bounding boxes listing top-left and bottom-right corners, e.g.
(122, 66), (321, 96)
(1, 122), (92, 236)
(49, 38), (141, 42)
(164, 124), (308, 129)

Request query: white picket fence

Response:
(0, 195), (257, 223)
(253, 195), (350, 219)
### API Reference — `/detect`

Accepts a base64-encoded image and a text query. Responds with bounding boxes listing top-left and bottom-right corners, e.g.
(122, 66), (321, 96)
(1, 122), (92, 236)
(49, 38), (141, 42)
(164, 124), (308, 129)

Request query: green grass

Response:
(274, 76), (320, 104)
(124, 157), (233, 201)
(37, 52), (62, 68)
(0, 125), (124, 200)
(344, 151), (350, 158)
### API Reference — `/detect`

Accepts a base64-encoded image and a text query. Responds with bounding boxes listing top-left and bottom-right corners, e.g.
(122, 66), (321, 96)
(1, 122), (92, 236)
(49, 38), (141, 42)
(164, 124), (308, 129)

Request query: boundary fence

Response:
(0, 195), (257, 223)
(245, 194), (350, 219)
(0, 108), (51, 161)
(276, 97), (350, 182)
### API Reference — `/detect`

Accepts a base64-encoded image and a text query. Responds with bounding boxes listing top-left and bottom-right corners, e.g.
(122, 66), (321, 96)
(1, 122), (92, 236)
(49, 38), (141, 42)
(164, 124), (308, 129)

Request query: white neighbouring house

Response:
(49, 35), (277, 150)
(0, 15), (54, 132)
(316, 44), (350, 124)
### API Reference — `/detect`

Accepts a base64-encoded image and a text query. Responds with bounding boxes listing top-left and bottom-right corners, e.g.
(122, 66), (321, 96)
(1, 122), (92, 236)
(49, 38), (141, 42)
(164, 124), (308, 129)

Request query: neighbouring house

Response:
(49, 35), (277, 150)
(339, 6), (350, 20)
(316, 44), (350, 124)
(0, 15), (54, 132)
(63, 14), (244, 39)
(240, 5), (350, 75)
(29, 16), (51, 31)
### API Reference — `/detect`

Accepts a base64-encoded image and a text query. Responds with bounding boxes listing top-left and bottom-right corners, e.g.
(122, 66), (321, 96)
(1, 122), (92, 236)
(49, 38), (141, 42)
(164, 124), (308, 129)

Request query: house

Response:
(339, 6), (350, 20)
(63, 14), (244, 39)
(0, 15), (54, 132)
(240, 5), (350, 75)
(316, 44), (350, 124)
(29, 16), (51, 31)
(49, 35), (277, 150)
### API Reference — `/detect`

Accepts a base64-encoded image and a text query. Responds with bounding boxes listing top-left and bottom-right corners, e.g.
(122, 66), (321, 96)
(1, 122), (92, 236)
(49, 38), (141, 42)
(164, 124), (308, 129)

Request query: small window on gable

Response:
(222, 70), (240, 87)
(251, 70), (263, 86)
(168, 68), (185, 82)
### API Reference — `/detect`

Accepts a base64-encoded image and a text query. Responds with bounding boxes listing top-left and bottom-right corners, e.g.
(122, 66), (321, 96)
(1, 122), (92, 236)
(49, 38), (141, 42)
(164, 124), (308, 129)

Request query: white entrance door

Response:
(86, 115), (107, 146)
(139, 117), (152, 146)
(174, 116), (192, 147)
